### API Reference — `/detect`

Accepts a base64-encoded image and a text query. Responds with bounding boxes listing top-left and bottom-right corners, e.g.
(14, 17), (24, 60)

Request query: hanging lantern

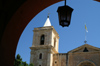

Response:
(57, 0), (73, 27)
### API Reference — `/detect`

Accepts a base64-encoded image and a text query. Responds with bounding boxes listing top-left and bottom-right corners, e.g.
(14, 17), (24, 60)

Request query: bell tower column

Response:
(30, 16), (59, 66)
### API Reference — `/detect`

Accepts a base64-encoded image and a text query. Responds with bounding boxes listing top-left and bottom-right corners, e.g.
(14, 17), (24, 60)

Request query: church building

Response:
(30, 16), (100, 66)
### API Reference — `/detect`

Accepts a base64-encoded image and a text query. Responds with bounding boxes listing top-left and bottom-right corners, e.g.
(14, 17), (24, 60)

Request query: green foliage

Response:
(22, 61), (28, 66)
(14, 54), (22, 66)
(29, 63), (34, 66)
(14, 54), (34, 66)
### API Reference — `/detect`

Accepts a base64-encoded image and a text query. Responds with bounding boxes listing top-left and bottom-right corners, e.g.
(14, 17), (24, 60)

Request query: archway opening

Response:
(16, 0), (100, 64)
(78, 61), (96, 66)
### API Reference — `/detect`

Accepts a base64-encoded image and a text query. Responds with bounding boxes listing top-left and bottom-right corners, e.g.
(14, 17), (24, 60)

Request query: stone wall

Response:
(52, 53), (68, 66)
(30, 48), (51, 66)
(68, 52), (100, 66)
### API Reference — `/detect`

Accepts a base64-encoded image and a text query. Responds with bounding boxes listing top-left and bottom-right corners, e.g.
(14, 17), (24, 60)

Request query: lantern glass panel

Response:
(67, 11), (71, 22)
(60, 13), (67, 21)
(60, 12), (69, 26)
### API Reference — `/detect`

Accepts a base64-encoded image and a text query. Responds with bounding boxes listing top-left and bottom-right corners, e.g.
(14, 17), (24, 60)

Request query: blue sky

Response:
(16, 0), (100, 64)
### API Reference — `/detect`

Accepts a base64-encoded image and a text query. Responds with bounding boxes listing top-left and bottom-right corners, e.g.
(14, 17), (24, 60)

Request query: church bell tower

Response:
(30, 16), (59, 66)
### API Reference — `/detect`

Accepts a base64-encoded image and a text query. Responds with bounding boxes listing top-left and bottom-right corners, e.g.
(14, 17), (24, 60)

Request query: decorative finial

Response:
(47, 13), (50, 18)
(84, 40), (87, 44)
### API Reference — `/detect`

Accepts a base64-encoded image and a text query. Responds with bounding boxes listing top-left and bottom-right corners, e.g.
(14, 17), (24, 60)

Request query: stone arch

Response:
(0, 0), (62, 66)
(77, 60), (96, 66)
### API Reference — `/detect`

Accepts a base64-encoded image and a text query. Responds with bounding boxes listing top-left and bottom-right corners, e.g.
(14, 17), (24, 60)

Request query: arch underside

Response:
(0, 0), (62, 66)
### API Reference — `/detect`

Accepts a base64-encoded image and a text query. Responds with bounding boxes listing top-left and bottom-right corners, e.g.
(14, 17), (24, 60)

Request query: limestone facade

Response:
(52, 44), (100, 66)
(67, 44), (100, 66)
(30, 26), (100, 66)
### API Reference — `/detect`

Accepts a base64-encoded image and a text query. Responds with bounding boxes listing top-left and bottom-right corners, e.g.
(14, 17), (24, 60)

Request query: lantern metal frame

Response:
(57, 0), (73, 27)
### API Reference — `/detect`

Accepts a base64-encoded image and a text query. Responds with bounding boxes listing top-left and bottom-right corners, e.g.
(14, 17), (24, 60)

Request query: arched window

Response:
(39, 53), (42, 59)
(40, 35), (45, 45)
